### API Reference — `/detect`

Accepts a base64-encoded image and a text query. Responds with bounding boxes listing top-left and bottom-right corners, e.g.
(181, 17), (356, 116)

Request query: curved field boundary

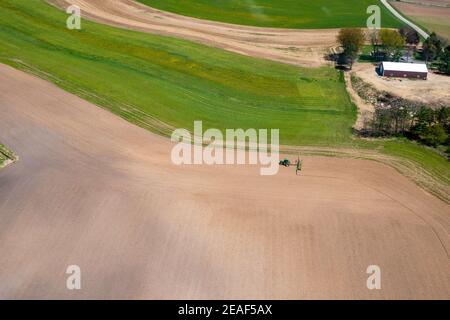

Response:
(396, 0), (450, 8)
(0, 143), (16, 169)
(381, 0), (430, 38)
(1, 63), (449, 299)
(48, 0), (339, 67)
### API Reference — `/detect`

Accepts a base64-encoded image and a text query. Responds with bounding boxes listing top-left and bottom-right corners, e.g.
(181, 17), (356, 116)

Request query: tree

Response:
(337, 28), (365, 69)
(399, 27), (420, 62)
(399, 26), (420, 46)
(422, 32), (442, 63)
(380, 29), (405, 61)
(373, 106), (394, 134)
(411, 107), (435, 138)
(436, 106), (450, 128)
(436, 107), (450, 140)
(438, 45), (450, 74)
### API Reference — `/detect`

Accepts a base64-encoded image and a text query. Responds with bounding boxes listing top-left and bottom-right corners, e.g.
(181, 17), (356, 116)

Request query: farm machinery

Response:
(279, 156), (303, 175)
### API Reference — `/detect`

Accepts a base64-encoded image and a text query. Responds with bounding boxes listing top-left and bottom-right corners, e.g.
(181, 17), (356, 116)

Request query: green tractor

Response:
(279, 158), (291, 167)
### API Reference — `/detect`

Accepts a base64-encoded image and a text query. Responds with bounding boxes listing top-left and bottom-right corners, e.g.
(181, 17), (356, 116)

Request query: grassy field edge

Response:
(0, 0), (448, 203)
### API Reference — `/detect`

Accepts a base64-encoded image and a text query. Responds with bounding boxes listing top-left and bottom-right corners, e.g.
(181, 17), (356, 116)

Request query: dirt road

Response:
(48, 0), (338, 67)
(344, 72), (375, 131)
(0, 64), (449, 299)
(353, 63), (450, 106)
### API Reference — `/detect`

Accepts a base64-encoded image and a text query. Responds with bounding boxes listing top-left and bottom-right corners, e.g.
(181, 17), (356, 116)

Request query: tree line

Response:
(423, 33), (450, 74)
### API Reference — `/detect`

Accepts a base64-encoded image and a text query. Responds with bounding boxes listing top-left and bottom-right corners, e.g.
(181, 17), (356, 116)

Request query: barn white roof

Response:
(381, 62), (428, 73)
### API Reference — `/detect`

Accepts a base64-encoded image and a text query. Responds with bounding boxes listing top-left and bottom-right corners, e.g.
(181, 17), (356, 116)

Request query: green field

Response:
(0, 146), (6, 166)
(0, 0), (448, 198)
(137, 0), (403, 29)
(0, 0), (356, 146)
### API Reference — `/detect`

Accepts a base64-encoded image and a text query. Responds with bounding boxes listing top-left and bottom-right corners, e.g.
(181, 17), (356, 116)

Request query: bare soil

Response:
(0, 64), (449, 299)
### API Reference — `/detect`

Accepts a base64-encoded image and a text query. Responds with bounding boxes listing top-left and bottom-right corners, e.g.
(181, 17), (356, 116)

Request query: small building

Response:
(379, 62), (428, 80)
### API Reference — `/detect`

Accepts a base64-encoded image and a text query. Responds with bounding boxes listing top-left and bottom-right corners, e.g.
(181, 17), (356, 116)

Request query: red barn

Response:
(379, 62), (428, 80)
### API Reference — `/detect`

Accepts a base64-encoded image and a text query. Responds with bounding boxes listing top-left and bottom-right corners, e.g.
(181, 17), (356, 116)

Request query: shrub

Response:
(420, 124), (448, 147)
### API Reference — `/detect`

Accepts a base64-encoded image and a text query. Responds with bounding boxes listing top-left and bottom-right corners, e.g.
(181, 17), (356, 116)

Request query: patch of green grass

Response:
(137, 0), (403, 29)
(329, 137), (450, 202)
(0, 0), (356, 146)
(0, 143), (15, 167)
(0, 1), (448, 197)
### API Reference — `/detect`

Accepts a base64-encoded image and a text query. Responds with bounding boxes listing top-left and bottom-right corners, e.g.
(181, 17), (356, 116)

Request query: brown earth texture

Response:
(48, 0), (339, 67)
(0, 64), (449, 299)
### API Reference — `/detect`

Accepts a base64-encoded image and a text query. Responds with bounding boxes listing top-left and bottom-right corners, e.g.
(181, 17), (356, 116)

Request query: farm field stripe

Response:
(1, 0), (448, 197)
(48, 0), (339, 67)
(381, 0), (430, 38)
(1, 63), (449, 299)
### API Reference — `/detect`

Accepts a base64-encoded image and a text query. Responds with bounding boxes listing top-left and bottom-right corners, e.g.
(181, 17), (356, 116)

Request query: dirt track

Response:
(0, 64), (449, 299)
(48, 0), (338, 67)
(344, 72), (375, 131)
